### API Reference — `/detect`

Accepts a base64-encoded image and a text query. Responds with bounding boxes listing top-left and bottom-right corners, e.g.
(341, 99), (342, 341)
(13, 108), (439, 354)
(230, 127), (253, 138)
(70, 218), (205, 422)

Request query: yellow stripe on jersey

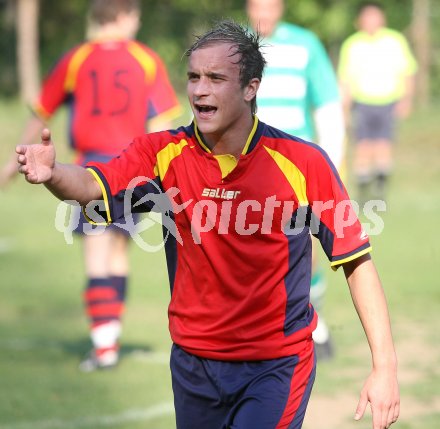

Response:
(263, 146), (308, 206)
(153, 139), (189, 180)
(64, 43), (94, 92)
(214, 154), (238, 179)
(193, 116), (259, 178)
(330, 246), (372, 271)
(127, 41), (157, 85)
(85, 168), (112, 224)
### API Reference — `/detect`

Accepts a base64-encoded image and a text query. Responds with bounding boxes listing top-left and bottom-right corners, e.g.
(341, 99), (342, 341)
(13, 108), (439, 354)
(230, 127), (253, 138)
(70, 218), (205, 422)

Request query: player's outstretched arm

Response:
(343, 254), (399, 429)
(16, 128), (102, 205)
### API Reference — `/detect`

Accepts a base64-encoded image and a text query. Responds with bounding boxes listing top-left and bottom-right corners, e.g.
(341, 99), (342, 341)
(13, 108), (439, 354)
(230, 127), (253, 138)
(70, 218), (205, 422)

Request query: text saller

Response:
(202, 188), (241, 200)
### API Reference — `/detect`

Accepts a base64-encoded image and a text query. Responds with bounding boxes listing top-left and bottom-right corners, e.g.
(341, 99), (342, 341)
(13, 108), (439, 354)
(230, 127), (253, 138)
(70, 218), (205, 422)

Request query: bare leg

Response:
(80, 230), (130, 371)
(372, 139), (393, 200)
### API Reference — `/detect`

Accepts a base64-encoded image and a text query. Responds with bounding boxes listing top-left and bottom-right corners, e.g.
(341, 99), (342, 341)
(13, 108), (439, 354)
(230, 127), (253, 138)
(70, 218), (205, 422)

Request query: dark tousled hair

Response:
(90, 0), (140, 25)
(185, 20), (266, 114)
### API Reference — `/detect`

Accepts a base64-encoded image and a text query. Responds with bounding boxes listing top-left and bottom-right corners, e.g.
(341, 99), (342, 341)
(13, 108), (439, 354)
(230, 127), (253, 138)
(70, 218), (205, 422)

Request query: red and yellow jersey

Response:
(34, 39), (181, 158)
(86, 118), (371, 361)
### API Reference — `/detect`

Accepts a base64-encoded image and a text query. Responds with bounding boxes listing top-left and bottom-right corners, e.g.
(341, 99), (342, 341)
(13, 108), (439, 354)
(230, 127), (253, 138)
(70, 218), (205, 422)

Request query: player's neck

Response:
(202, 115), (255, 159)
(87, 23), (133, 42)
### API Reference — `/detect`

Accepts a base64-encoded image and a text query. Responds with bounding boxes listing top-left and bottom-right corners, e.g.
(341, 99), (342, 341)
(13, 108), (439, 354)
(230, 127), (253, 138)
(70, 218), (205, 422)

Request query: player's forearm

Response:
(45, 163), (102, 206)
(343, 254), (397, 370)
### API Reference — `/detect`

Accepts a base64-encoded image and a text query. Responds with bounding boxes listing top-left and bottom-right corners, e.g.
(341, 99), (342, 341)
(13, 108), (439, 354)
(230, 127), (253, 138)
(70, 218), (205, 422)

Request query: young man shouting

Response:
(16, 20), (399, 429)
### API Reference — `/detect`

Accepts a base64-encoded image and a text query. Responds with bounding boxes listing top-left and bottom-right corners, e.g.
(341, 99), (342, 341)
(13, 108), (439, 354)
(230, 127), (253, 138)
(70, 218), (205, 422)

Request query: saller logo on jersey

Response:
(202, 188), (241, 200)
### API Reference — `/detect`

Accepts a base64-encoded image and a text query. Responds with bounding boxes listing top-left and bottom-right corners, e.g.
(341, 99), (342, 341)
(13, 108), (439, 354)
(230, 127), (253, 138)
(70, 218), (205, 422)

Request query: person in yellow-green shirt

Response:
(338, 1), (417, 203)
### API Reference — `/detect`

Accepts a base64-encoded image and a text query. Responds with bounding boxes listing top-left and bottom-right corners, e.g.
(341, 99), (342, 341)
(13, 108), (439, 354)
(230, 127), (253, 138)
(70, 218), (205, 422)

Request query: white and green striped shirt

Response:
(256, 22), (340, 141)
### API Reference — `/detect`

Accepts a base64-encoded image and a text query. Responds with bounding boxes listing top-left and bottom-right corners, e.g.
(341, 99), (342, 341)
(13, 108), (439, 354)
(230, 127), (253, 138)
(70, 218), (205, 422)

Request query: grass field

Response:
(0, 99), (439, 429)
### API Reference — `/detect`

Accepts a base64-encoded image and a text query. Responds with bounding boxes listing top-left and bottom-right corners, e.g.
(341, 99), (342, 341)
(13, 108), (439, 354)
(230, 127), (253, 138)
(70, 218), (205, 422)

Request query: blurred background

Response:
(1, 0), (439, 105)
(0, 1), (439, 428)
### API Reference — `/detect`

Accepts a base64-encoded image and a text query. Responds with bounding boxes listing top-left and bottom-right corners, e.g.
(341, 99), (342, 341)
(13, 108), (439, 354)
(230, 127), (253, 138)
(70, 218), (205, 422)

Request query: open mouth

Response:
(195, 104), (217, 116)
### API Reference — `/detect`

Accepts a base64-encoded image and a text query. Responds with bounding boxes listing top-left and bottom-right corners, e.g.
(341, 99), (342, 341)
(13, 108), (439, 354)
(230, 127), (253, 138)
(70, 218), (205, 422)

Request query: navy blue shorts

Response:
(170, 341), (316, 429)
(352, 102), (396, 142)
(74, 152), (139, 236)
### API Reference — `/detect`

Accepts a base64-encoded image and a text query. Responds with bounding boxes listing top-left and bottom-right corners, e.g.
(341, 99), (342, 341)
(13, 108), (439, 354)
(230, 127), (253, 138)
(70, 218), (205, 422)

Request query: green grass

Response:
(0, 99), (439, 428)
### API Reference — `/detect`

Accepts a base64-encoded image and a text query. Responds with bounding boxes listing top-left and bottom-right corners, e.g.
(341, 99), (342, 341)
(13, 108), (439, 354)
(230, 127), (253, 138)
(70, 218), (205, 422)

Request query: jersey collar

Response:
(194, 116), (261, 156)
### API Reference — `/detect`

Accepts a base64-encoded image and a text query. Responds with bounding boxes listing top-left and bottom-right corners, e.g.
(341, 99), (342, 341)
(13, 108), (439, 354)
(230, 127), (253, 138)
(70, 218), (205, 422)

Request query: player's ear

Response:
(244, 78), (260, 103)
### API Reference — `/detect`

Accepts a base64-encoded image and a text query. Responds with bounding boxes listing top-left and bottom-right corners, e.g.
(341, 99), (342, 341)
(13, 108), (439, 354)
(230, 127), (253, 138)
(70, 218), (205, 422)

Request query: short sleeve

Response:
(306, 147), (371, 269)
(85, 135), (162, 224)
(34, 49), (78, 119)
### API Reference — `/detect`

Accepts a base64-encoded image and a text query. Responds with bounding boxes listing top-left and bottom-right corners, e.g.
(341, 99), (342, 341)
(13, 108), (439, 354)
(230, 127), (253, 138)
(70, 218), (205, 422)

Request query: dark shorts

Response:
(170, 341), (316, 429)
(352, 102), (396, 142)
(73, 152), (139, 236)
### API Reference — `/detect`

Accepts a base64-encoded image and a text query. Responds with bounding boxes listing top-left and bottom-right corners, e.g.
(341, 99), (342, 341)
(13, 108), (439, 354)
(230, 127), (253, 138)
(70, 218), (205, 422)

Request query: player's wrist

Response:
(372, 352), (398, 372)
(47, 162), (62, 185)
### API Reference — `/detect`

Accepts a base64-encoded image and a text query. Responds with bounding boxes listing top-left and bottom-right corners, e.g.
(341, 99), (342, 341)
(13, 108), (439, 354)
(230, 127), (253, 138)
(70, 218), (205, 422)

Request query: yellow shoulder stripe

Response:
(85, 168), (112, 225)
(263, 146), (308, 206)
(127, 41), (157, 85)
(153, 139), (189, 180)
(64, 44), (94, 92)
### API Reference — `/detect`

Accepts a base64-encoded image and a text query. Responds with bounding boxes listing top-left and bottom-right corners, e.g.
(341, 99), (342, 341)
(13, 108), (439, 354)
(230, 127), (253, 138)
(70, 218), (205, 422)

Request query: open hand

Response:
(16, 128), (56, 184)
